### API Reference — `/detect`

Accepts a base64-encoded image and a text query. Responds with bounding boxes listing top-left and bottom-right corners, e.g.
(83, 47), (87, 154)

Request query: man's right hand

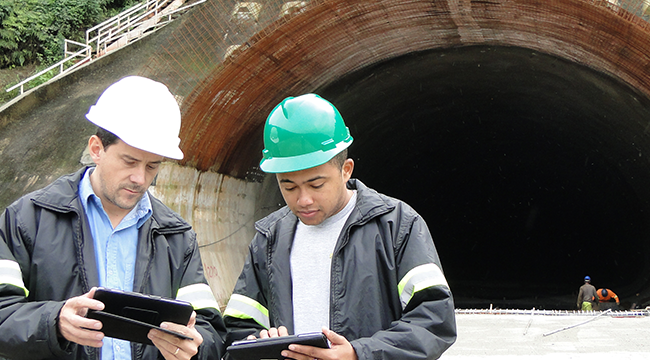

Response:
(57, 287), (105, 347)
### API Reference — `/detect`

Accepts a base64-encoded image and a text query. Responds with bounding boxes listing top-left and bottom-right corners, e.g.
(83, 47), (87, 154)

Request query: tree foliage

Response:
(0, 0), (137, 69)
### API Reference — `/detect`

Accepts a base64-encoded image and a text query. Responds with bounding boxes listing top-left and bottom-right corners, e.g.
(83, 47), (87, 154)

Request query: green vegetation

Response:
(0, 0), (137, 102)
(0, 0), (139, 68)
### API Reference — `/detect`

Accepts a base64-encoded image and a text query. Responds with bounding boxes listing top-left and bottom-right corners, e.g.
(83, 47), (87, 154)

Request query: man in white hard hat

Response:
(0, 76), (226, 360)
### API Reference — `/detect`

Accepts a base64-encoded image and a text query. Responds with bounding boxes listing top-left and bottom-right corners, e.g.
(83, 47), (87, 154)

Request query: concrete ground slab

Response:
(440, 311), (650, 359)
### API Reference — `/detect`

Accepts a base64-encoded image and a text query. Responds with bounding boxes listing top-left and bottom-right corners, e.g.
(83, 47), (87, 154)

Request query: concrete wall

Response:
(150, 163), (283, 308)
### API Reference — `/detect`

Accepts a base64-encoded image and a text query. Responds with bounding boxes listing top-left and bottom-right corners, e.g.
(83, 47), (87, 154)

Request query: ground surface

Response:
(440, 312), (650, 359)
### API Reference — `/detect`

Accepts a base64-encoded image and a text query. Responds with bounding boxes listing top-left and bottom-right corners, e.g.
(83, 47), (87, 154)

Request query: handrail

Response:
(86, 2), (148, 36)
(92, 1), (205, 54)
(163, 0), (207, 18)
(86, 0), (167, 53)
(6, 40), (91, 94)
(4, 0), (205, 96)
(141, 0), (208, 29)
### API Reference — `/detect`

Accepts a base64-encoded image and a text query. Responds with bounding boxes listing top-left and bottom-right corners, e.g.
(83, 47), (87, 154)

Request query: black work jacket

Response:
(0, 167), (226, 360)
(225, 179), (456, 360)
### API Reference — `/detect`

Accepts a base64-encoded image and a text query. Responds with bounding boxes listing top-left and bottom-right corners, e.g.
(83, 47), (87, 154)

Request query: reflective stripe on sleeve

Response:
(0, 259), (28, 297)
(398, 263), (448, 310)
(223, 293), (270, 329)
(176, 283), (220, 311)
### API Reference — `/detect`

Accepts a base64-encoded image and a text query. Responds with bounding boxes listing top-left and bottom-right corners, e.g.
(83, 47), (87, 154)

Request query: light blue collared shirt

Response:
(79, 167), (153, 360)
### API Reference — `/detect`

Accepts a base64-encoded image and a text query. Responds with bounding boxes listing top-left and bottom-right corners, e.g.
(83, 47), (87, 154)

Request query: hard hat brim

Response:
(259, 140), (352, 173)
(86, 113), (184, 160)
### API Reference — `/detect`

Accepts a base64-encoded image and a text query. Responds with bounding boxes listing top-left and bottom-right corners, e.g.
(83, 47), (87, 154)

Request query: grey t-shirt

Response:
(290, 191), (357, 334)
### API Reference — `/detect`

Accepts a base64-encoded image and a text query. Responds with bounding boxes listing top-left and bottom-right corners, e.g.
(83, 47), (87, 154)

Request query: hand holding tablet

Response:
(226, 332), (329, 360)
(85, 287), (194, 345)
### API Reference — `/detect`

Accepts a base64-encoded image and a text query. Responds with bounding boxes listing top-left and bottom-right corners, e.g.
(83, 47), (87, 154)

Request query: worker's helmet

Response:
(85, 76), (184, 160)
(601, 289), (608, 297)
(259, 93), (353, 173)
(584, 276), (591, 282)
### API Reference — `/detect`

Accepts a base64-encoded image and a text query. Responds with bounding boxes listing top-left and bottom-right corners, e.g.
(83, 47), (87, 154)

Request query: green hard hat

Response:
(260, 94), (353, 173)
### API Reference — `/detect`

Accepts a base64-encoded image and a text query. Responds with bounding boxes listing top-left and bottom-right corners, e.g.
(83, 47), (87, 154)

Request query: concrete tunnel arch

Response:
(163, 0), (650, 310)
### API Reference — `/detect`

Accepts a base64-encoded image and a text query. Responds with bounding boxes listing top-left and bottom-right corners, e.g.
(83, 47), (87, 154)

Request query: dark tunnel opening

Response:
(316, 45), (650, 310)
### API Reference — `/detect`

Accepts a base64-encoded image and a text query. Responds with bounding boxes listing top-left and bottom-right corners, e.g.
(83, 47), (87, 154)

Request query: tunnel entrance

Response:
(169, 1), (650, 310)
(315, 45), (650, 310)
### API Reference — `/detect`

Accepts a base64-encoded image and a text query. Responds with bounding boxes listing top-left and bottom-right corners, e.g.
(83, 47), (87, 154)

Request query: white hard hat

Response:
(85, 76), (184, 160)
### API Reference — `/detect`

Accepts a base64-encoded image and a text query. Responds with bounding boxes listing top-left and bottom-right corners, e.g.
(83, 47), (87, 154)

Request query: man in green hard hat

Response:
(223, 94), (456, 359)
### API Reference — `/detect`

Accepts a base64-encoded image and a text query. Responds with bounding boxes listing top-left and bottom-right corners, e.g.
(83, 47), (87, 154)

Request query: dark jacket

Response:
(0, 167), (227, 360)
(224, 179), (456, 360)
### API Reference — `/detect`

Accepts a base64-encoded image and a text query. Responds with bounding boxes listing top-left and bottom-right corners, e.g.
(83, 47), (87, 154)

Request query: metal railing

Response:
(455, 307), (650, 317)
(5, 40), (91, 95)
(86, 0), (170, 55)
(5, 0), (206, 96)
(86, 0), (207, 55)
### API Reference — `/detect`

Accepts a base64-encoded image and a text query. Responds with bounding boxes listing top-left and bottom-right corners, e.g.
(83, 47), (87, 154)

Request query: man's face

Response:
(276, 158), (354, 226)
(89, 136), (163, 219)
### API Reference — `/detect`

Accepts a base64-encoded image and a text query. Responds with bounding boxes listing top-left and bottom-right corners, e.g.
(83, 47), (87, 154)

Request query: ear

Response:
(88, 135), (104, 165)
(341, 158), (354, 182)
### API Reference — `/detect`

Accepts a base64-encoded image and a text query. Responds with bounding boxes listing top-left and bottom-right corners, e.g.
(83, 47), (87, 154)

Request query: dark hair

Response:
(96, 127), (119, 149)
(328, 148), (348, 169)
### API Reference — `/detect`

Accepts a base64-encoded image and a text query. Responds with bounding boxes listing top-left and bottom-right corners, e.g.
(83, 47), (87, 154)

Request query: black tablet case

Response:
(87, 287), (194, 345)
(226, 332), (329, 360)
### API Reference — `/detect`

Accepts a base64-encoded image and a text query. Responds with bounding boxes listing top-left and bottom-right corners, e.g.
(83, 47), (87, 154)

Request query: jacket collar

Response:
(29, 166), (190, 233)
(347, 179), (395, 224)
(255, 178), (395, 234)
(30, 167), (89, 213)
(253, 178), (396, 333)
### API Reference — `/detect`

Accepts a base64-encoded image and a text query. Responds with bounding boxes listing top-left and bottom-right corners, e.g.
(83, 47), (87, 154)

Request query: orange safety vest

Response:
(597, 288), (619, 303)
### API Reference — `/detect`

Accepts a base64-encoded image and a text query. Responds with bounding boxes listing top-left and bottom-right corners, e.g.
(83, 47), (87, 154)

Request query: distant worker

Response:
(597, 288), (620, 311)
(577, 276), (599, 311)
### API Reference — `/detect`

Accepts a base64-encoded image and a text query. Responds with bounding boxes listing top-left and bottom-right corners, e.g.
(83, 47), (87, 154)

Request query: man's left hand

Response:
(148, 311), (203, 360)
(281, 327), (358, 360)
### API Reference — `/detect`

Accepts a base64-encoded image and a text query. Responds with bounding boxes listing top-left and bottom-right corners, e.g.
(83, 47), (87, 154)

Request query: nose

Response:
(297, 190), (314, 207)
(129, 165), (147, 186)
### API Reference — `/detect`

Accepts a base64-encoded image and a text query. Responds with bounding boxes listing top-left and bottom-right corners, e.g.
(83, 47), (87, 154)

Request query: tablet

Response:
(86, 287), (194, 345)
(226, 332), (329, 360)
